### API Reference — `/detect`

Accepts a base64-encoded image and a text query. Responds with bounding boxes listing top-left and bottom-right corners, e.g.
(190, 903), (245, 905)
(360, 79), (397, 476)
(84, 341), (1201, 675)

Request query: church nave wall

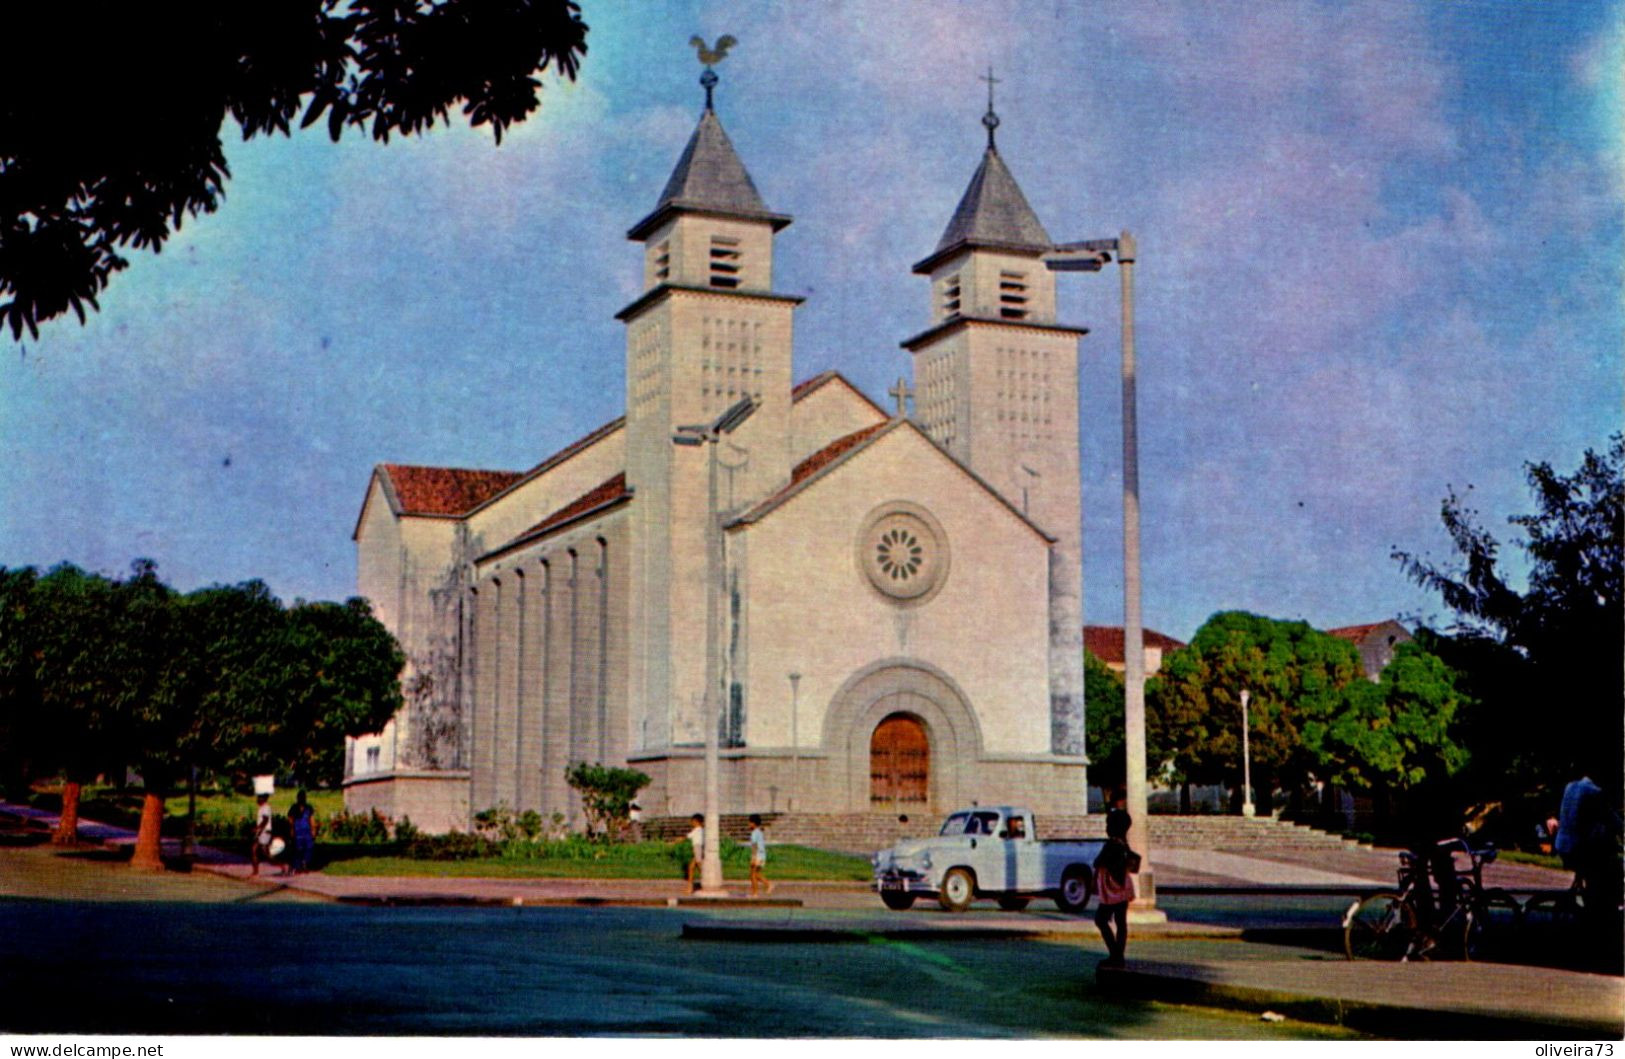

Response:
(467, 515), (631, 827)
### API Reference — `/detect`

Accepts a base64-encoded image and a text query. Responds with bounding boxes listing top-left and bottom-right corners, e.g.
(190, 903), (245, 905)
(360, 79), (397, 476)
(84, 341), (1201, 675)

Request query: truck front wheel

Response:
(938, 867), (976, 912)
(1055, 868), (1093, 913)
(880, 891), (916, 911)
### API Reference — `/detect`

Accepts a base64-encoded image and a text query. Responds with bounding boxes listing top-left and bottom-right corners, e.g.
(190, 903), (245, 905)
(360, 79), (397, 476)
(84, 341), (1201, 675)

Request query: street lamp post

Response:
(1240, 689), (1255, 818)
(673, 396), (758, 897)
(788, 671), (802, 812)
(1047, 230), (1161, 918)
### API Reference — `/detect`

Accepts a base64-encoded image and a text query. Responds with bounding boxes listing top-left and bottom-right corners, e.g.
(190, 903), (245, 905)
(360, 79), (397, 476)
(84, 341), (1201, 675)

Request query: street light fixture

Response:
(673, 394), (757, 896)
(1046, 230), (1161, 918)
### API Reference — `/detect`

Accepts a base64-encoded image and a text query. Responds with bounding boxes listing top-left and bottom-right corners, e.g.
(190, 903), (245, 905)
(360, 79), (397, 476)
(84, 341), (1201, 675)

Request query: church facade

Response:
(344, 80), (1091, 833)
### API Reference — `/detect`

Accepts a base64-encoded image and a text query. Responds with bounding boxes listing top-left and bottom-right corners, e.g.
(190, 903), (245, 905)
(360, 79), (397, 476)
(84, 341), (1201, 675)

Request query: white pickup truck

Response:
(871, 806), (1105, 913)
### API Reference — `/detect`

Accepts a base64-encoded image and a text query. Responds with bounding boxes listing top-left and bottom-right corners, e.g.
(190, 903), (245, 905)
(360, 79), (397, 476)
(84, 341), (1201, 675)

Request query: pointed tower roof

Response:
(628, 107), (791, 240)
(914, 146), (1052, 274)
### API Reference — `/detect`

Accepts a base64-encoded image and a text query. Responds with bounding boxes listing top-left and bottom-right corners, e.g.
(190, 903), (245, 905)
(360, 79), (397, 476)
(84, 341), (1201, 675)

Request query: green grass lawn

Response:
(318, 841), (872, 881)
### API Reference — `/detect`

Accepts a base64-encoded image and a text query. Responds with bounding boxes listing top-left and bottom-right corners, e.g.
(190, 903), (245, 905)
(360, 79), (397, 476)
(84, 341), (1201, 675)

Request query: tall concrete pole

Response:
(699, 431), (725, 894)
(1117, 230), (1159, 916)
(789, 671), (801, 812)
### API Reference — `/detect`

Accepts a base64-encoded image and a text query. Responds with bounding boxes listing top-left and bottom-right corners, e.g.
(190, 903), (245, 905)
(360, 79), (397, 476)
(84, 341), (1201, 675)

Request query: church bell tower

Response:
(617, 57), (803, 751)
(902, 85), (1088, 759)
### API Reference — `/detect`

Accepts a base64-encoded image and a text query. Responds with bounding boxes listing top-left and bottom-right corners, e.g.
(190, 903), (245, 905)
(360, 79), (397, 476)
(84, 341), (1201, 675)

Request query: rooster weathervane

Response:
(690, 35), (736, 109)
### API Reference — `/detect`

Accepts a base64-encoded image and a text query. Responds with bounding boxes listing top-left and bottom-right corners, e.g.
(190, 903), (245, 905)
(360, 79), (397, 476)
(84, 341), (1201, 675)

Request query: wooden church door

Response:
(870, 713), (929, 808)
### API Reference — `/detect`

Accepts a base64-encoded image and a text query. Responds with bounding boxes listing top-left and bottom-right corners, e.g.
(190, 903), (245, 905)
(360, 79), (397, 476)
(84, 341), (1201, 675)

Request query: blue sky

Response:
(2, 0), (1620, 642)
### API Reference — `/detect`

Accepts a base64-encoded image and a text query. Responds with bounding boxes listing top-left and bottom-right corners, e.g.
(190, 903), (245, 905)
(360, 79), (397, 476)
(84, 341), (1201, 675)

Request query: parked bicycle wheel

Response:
(1344, 892), (1415, 960)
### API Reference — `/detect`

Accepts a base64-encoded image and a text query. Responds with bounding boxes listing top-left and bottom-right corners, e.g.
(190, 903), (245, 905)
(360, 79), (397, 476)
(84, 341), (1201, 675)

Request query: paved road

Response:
(0, 899), (1359, 1039)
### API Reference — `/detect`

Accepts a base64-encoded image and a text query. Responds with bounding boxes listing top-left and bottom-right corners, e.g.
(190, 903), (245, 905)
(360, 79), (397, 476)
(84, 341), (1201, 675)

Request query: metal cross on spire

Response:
(690, 35), (737, 110)
(981, 65), (1001, 150)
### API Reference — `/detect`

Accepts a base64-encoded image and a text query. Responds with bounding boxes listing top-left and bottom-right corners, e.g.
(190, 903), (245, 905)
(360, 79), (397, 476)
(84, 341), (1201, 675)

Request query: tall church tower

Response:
(617, 69), (802, 750)
(903, 96), (1088, 759)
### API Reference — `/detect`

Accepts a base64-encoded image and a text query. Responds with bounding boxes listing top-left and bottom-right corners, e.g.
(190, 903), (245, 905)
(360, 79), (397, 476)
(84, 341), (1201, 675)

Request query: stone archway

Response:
(823, 660), (982, 813)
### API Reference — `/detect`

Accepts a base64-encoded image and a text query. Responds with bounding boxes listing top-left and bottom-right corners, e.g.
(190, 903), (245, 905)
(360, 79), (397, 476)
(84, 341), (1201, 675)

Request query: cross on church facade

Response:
(888, 376), (914, 419)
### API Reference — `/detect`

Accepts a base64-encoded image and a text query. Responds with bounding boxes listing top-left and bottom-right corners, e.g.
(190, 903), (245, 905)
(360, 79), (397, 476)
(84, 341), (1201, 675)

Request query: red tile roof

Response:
(791, 371), (838, 400)
(383, 464), (525, 517)
(1083, 625), (1186, 665)
(791, 421), (891, 484)
(509, 473), (629, 545)
(1326, 621), (1408, 644)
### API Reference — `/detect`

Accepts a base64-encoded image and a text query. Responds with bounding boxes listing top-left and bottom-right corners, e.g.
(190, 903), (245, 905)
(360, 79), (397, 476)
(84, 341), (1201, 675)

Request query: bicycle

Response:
(1343, 838), (1519, 961)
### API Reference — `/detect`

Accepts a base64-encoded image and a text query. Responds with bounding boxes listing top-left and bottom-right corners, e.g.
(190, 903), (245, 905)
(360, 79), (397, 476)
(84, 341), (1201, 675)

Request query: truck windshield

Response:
(940, 811), (1003, 836)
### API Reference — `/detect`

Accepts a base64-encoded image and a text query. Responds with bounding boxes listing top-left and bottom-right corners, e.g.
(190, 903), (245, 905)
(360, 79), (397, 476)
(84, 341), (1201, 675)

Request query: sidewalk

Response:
(1099, 951), (1624, 1039)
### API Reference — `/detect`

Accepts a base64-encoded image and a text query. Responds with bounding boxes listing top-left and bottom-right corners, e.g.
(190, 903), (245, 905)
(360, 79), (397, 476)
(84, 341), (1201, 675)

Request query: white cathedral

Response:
(345, 74), (1093, 834)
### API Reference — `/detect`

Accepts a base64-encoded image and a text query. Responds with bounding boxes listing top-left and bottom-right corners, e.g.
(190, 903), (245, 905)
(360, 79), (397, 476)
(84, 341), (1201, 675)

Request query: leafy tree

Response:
(1304, 642), (1469, 803)
(564, 761), (650, 840)
(271, 597), (406, 785)
(1395, 437), (1623, 789)
(1151, 612), (1366, 812)
(1084, 651), (1125, 795)
(0, 566), (40, 800)
(126, 583), (404, 868)
(28, 563), (156, 845)
(0, 0), (588, 339)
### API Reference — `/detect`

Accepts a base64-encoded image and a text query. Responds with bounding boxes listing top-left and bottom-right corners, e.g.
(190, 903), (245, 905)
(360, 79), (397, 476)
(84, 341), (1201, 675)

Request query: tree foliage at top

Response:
(0, 0), (589, 339)
(1394, 436), (1623, 787)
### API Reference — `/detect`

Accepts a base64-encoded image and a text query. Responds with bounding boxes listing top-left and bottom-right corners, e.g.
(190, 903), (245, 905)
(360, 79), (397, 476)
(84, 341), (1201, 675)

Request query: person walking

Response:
(288, 790), (317, 874)
(250, 792), (273, 876)
(747, 814), (771, 897)
(684, 813), (705, 893)
(1094, 808), (1137, 969)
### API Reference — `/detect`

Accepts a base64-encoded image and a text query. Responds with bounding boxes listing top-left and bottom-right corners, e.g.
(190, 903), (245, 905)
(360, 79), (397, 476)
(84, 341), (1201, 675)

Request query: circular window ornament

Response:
(858, 503), (949, 605)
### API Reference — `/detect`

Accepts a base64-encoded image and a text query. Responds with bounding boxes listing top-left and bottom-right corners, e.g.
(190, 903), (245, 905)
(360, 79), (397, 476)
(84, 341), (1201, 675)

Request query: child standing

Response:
(747, 814), (771, 897)
(1093, 809), (1137, 969)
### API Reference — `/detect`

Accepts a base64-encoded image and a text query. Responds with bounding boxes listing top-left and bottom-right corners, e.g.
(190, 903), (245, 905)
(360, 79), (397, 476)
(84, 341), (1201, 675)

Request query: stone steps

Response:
(642, 810), (1366, 856)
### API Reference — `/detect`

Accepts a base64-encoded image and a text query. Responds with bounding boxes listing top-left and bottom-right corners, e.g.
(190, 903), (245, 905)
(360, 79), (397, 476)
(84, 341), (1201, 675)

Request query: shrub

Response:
(405, 831), (496, 860)
(564, 762), (651, 839)
(325, 808), (393, 843)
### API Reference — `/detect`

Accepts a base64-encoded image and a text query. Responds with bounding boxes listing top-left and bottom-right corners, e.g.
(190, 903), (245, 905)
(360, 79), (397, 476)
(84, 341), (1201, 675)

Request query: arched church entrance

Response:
(822, 660), (983, 813)
(869, 711), (929, 808)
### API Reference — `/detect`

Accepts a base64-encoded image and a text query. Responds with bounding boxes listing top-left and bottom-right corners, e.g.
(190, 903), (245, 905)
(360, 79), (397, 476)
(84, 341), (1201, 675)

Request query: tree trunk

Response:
(52, 780), (82, 845)
(129, 791), (165, 871)
(1179, 781), (1191, 814)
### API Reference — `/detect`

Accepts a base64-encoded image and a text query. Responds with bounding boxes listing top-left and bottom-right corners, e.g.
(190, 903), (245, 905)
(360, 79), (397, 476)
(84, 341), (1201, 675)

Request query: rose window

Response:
(858, 505), (948, 603)
(875, 527), (924, 581)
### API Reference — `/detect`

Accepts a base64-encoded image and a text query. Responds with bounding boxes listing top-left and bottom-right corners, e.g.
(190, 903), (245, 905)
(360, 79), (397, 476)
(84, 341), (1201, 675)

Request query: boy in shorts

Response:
(747, 814), (771, 896)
